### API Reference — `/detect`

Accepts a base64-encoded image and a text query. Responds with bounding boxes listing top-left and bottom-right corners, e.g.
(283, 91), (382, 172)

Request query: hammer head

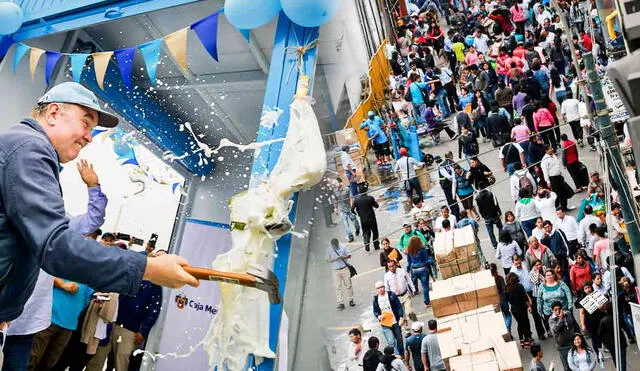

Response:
(247, 264), (281, 305)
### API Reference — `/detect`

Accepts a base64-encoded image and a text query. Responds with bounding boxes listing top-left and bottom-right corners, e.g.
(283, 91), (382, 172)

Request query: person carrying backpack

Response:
(499, 139), (526, 173)
(510, 163), (537, 203)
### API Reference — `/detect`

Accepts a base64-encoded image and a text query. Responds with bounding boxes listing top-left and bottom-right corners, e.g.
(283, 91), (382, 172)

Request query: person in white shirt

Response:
(384, 260), (416, 328)
(510, 164), (537, 202)
(473, 30), (490, 54)
(394, 148), (425, 206)
(561, 93), (583, 145)
(537, 4), (552, 25)
(577, 100), (594, 150)
(496, 230), (523, 275)
(540, 145), (571, 210)
(434, 206), (457, 232)
(577, 205), (601, 250)
(348, 328), (370, 368)
(607, 203), (629, 254)
(555, 207), (580, 257)
(535, 188), (558, 223)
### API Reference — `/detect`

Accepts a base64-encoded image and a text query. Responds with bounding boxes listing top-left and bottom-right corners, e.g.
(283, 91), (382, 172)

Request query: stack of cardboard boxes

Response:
(433, 225), (481, 279)
(430, 270), (523, 370)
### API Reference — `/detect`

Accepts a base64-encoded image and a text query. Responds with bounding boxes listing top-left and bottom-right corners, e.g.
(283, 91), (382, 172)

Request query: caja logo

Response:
(174, 292), (217, 315)
(175, 293), (188, 310)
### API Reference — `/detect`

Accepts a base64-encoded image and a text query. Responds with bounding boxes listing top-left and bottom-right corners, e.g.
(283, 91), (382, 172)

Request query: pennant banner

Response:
(239, 29), (251, 43)
(69, 53), (90, 82)
(13, 42), (29, 73)
(10, 7), (237, 87)
(45, 51), (62, 85)
(113, 47), (136, 88)
(191, 11), (220, 62)
(29, 48), (45, 81)
(138, 39), (163, 85)
(164, 27), (189, 74)
(92, 51), (114, 90)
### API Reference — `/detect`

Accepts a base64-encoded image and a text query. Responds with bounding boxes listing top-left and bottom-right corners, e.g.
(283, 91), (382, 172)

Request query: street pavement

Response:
(292, 123), (640, 370)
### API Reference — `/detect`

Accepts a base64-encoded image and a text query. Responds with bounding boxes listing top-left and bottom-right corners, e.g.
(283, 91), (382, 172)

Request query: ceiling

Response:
(74, 0), (350, 149)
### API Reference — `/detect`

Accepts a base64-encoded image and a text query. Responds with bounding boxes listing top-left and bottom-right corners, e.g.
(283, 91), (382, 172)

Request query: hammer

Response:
(183, 264), (281, 304)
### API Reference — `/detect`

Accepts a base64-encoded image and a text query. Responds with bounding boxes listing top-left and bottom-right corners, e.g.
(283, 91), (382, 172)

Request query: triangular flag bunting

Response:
(44, 51), (62, 85)
(239, 29), (251, 43)
(113, 47), (136, 88)
(13, 43), (29, 73)
(69, 54), (90, 82)
(191, 11), (220, 61)
(138, 39), (163, 84)
(0, 37), (14, 60)
(164, 27), (189, 74)
(29, 48), (45, 81)
(92, 51), (113, 90)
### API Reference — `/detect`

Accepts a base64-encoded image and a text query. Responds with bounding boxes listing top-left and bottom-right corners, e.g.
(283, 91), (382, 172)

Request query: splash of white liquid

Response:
(162, 151), (190, 162)
(183, 122), (214, 158)
(204, 95), (326, 370)
(212, 138), (285, 154)
(259, 106), (283, 129)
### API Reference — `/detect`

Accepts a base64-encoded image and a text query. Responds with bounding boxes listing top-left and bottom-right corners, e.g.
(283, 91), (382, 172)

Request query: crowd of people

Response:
(334, 0), (637, 370)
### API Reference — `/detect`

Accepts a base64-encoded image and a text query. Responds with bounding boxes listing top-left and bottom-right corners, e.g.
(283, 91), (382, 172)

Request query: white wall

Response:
(184, 147), (253, 224)
(0, 34), (68, 131)
(320, 0), (371, 115)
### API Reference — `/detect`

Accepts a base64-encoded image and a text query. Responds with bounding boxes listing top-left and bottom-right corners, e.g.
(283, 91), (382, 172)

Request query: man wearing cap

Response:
(0, 82), (198, 338)
(3, 159), (108, 370)
(405, 322), (426, 371)
(394, 147), (424, 205)
(372, 281), (405, 356)
(398, 223), (427, 254)
(363, 120), (391, 166)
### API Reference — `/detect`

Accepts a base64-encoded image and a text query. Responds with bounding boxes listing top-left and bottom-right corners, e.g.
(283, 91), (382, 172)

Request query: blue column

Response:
(248, 12), (319, 371)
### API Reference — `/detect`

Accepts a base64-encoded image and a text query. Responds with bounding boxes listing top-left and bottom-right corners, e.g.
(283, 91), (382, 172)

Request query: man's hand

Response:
(399, 317), (405, 327)
(77, 159), (99, 187)
(64, 282), (79, 294)
(143, 254), (199, 289)
(134, 332), (145, 346)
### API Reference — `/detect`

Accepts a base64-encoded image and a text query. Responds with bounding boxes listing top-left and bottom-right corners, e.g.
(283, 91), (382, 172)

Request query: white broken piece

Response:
(259, 106), (284, 129)
(205, 89), (326, 370)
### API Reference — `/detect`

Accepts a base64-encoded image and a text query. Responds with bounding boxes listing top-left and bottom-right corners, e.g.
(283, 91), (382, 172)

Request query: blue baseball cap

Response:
(37, 82), (119, 128)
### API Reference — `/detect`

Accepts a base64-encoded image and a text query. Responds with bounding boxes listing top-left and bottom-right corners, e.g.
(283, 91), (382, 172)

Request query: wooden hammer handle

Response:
(183, 266), (257, 287)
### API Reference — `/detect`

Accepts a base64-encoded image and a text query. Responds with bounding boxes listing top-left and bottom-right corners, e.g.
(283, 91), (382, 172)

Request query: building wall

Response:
(0, 34), (68, 131)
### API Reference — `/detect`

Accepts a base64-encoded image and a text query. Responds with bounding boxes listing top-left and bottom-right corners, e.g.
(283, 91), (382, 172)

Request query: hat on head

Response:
(399, 147), (408, 156)
(37, 82), (119, 128)
(591, 171), (600, 176)
(375, 281), (385, 289)
(368, 110), (375, 117)
(411, 321), (424, 332)
(403, 222), (412, 227)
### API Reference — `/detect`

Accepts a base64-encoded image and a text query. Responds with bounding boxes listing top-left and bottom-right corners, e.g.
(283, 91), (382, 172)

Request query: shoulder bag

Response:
(333, 246), (357, 277)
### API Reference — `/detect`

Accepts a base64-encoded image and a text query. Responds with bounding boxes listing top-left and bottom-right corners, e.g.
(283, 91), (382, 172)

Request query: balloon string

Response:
(284, 38), (319, 83)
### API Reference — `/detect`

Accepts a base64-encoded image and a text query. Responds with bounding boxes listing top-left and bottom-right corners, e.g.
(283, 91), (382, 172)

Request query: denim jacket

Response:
(0, 119), (146, 322)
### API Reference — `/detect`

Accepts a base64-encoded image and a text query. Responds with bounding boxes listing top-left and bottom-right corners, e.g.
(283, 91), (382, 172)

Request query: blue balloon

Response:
(0, 2), (23, 35)
(281, 0), (340, 27)
(113, 141), (132, 158)
(224, 0), (280, 30)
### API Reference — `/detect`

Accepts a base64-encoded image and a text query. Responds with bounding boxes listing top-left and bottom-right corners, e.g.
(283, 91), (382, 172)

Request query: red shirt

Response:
(582, 34), (593, 51)
(570, 263), (592, 293)
(562, 139), (579, 164)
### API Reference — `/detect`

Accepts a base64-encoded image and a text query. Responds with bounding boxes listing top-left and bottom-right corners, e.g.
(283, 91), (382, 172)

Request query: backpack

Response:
(518, 172), (534, 194)
(404, 86), (413, 101)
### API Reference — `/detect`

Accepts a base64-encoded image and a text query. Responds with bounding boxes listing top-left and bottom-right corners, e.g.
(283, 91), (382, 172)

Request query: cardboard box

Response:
(430, 270), (500, 318)
(448, 350), (499, 371)
(335, 128), (359, 146)
(434, 231), (456, 263)
(416, 166), (431, 192)
(434, 226), (481, 278)
(494, 339), (524, 371)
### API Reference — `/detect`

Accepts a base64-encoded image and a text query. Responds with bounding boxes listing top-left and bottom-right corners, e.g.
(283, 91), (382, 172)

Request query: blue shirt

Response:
(459, 93), (474, 109)
(409, 82), (429, 105)
(0, 119), (146, 322)
(367, 124), (388, 144)
(407, 248), (432, 271)
(360, 115), (383, 129)
(116, 280), (162, 338)
(51, 281), (93, 330)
